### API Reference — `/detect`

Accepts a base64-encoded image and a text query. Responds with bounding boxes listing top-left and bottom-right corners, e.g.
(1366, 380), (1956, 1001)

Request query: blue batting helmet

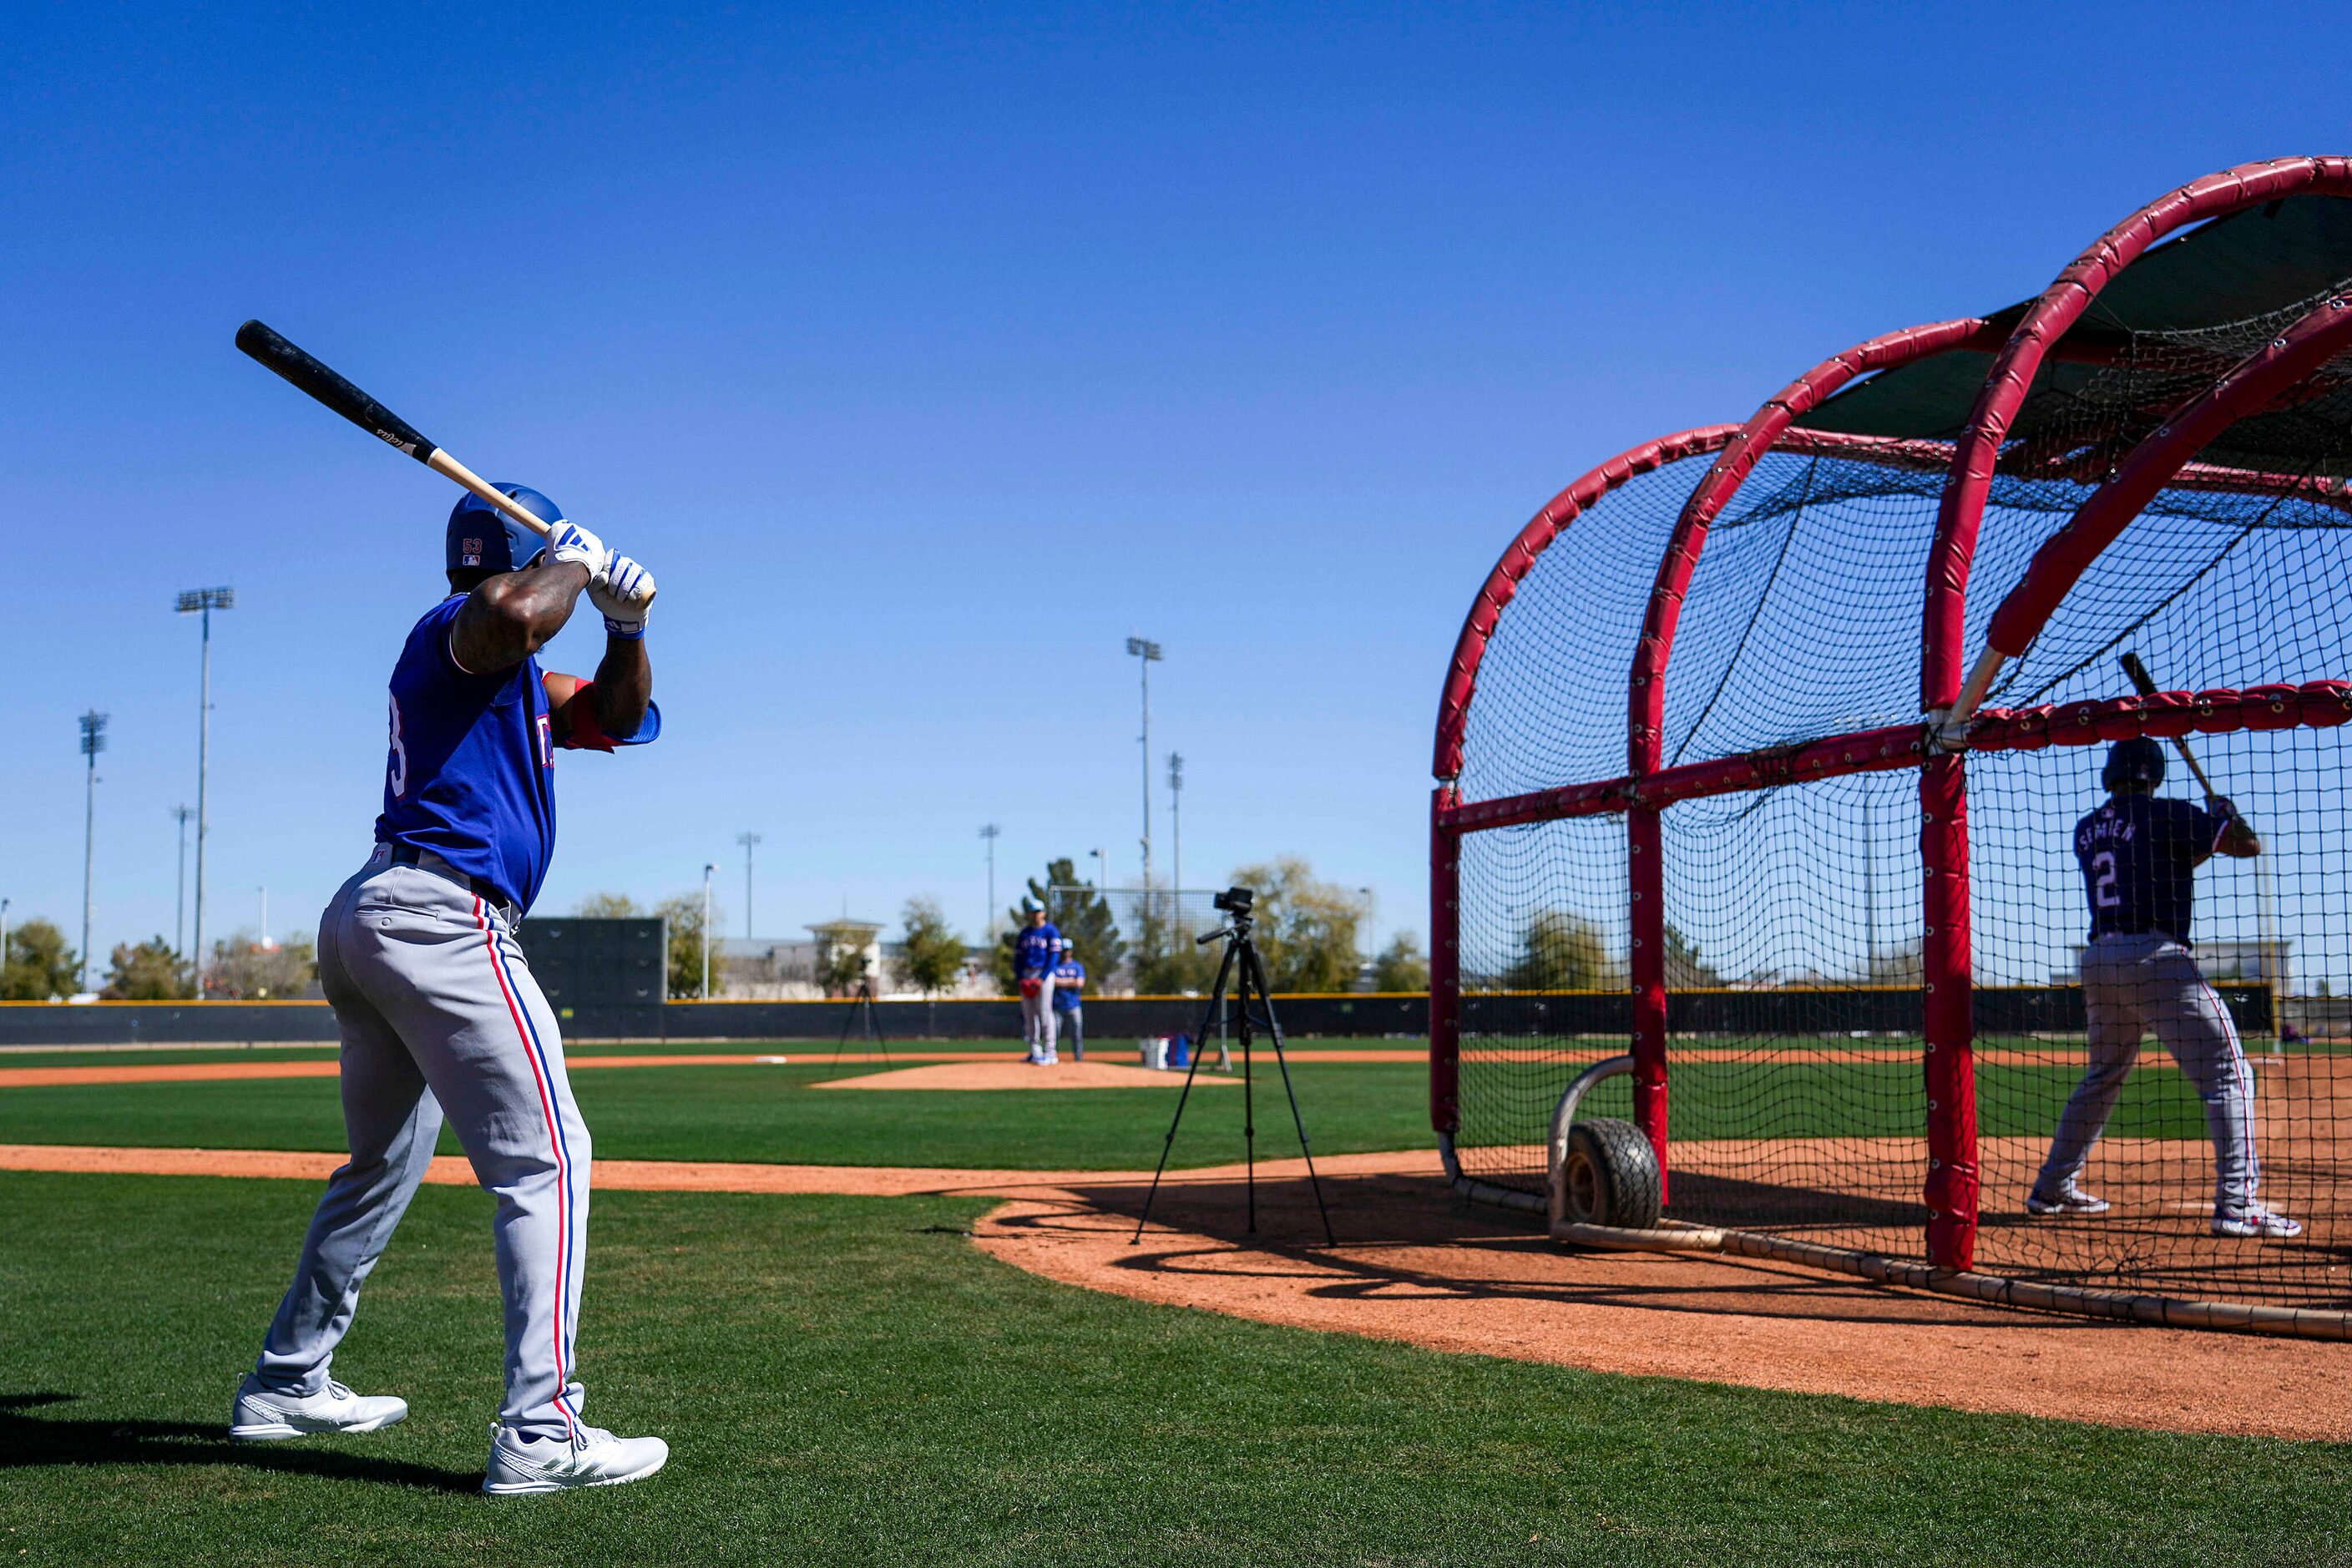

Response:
(446, 484), (563, 575)
(2102, 736), (2167, 791)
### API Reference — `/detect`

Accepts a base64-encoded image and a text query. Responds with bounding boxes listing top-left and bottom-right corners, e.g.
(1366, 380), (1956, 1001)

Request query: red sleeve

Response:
(554, 680), (618, 752)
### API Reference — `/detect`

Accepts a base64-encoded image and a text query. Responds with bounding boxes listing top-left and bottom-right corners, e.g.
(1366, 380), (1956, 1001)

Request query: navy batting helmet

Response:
(2102, 736), (2167, 791)
(446, 484), (563, 576)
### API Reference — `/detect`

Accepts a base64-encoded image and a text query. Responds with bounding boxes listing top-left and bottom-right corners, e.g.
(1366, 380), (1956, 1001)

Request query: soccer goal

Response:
(1431, 157), (2352, 1335)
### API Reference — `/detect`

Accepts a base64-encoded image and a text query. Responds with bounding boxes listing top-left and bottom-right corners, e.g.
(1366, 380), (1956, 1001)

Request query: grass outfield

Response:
(2, 1172), (2346, 1565)
(0, 1050), (2228, 1163)
(0, 1059), (1434, 1170)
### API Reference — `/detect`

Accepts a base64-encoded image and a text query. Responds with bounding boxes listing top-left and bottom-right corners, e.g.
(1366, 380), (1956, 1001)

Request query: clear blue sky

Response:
(1, 1), (2337, 967)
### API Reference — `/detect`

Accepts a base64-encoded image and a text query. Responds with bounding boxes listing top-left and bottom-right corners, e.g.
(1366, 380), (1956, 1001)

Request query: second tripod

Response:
(1132, 886), (1334, 1245)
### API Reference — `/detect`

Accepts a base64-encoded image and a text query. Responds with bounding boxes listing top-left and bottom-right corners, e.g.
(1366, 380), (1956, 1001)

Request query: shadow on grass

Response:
(0, 1393), (478, 1493)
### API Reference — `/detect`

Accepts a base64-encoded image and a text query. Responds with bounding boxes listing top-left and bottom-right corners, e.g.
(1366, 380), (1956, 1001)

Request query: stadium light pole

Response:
(78, 711), (109, 994)
(701, 862), (716, 1000)
(1125, 638), (1162, 886)
(178, 586), (235, 996)
(2, 898), (12, 991)
(979, 823), (1001, 935)
(171, 805), (195, 959)
(736, 832), (761, 939)
(1088, 847), (1107, 893)
(1166, 752), (1184, 893)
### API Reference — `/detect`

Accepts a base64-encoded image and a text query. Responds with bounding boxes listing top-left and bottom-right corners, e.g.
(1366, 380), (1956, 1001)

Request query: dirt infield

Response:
(814, 1061), (1238, 1090)
(4, 1141), (2345, 1441)
(972, 1165), (2352, 1444)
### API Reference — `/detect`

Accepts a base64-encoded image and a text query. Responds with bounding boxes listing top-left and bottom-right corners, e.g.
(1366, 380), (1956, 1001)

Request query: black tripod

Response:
(832, 974), (889, 1063)
(1133, 888), (1334, 1244)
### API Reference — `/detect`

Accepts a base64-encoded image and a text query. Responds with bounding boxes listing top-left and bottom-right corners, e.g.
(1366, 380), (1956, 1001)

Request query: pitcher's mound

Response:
(816, 1060), (1233, 1091)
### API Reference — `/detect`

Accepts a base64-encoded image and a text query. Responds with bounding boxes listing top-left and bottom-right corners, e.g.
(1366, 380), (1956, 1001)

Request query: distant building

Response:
(706, 927), (1000, 999)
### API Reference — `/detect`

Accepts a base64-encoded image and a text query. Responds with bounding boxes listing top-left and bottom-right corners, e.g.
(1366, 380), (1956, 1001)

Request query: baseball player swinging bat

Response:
(227, 319), (674, 1490)
(236, 320), (557, 542)
(2023, 650), (2298, 1238)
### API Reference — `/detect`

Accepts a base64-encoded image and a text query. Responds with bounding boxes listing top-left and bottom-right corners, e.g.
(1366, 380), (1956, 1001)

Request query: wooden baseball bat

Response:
(235, 320), (554, 539)
(2119, 650), (2229, 802)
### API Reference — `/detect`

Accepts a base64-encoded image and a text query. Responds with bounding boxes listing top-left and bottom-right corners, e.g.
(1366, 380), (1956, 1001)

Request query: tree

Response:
(104, 937), (193, 1000)
(1046, 866), (1126, 980)
(992, 859), (1126, 991)
(3, 919), (78, 1000)
(1505, 909), (1618, 992)
(1663, 923), (1722, 989)
(1130, 899), (1219, 994)
(1228, 857), (1369, 993)
(894, 897), (966, 997)
(1371, 933), (1429, 993)
(655, 893), (715, 999)
(207, 933), (318, 999)
(810, 920), (883, 997)
(574, 892), (645, 918)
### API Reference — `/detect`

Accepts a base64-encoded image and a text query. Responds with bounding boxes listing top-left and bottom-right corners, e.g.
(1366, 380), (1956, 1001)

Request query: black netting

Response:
(1638, 771), (1928, 1253)
(1455, 452), (1719, 804)
(1447, 286), (2352, 1312)
(1454, 814), (1630, 1191)
(1970, 731), (2349, 1307)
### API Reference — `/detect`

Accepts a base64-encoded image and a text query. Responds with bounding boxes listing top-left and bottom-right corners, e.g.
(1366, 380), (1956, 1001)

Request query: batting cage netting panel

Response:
(1432, 160), (2352, 1326)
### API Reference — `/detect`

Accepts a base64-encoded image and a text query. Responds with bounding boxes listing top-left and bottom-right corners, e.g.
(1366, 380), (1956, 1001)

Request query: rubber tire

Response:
(1560, 1117), (1663, 1230)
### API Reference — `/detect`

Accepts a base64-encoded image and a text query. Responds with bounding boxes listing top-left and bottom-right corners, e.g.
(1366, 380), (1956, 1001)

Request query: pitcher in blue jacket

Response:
(1013, 906), (1063, 1064)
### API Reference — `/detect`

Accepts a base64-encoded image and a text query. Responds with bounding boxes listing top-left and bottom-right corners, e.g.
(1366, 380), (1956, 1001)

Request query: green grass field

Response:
(4, 1034), (2348, 1562)
(4, 1171), (2349, 1565)
(0, 1052), (1431, 1170)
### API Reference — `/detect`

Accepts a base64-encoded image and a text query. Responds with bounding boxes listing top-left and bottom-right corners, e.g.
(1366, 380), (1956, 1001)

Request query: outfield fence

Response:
(0, 993), (1431, 1048)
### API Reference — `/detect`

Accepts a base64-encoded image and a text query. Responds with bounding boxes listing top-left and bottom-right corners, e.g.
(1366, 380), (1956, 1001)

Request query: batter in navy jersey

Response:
(2027, 736), (2299, 1238)
(231, 483), (684, 1492)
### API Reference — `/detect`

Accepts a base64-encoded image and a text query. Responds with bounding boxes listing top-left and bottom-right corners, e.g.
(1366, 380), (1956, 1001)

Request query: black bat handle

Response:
(235, 320), (438, 463)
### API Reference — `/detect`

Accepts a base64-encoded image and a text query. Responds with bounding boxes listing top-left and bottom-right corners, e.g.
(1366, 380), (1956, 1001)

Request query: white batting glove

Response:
(546, 519), (613, 583)
(590, 554), (655, 638)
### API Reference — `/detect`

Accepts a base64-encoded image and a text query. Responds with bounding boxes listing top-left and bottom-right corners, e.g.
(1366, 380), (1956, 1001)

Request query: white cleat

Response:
(229, 1375), (408, 1441)
(2025, 1183), (2111, 1216)
(2213, 1208), (2304, 1240)
(483, 1424), (670, 1495)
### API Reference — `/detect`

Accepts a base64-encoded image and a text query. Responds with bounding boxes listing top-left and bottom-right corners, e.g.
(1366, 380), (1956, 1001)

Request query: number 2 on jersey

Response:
(388, 693), (410, 797)
(2091, 849), (2120, 908)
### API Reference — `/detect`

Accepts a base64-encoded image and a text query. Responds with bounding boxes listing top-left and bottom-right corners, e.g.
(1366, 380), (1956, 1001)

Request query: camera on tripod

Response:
(1212, 886), (1254, 915)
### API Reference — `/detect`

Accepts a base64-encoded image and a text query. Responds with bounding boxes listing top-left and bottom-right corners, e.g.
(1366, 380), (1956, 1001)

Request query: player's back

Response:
(377, 595), (558, 913)
(2073, 793), (2223, 945)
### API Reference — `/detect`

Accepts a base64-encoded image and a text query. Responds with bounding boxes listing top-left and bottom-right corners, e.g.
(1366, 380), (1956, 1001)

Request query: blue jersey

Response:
(1051, 959), (1085, 1008)
(2076, 794), (2228, 946)
(376, 596), (557, 913)
(1013, 923), (1062, 979)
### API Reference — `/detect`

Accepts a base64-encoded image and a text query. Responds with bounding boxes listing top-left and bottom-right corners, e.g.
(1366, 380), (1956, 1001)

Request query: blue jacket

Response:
(1013, 923), (1062, 979)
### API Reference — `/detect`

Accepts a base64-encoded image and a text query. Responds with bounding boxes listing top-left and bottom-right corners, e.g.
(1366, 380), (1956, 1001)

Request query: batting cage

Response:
(1430, 158), (2352, 1334)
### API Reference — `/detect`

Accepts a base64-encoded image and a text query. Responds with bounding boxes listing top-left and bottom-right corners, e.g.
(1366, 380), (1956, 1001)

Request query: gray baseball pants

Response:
(1055, 1005), (1083, 1059)
(2034, 932), (2262, 1216)
(250, 847), (592, 1442)
(1021, 979), (1058, 1058)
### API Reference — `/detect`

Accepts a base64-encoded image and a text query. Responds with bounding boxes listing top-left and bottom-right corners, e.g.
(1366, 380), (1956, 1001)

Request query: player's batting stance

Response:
(230, 486), (675, 1491)
(2026, 737), (2301, 1239)
(1014, 906), (1063, 1065)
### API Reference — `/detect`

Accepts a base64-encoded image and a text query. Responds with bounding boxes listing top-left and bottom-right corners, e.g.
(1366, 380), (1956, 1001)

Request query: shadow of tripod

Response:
(1133, 886), (1333, 1244)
